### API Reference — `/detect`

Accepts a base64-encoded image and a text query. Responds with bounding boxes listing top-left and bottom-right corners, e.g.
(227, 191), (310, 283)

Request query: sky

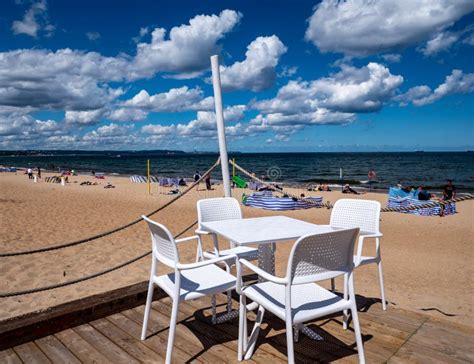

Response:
(0, 0), (473, 152)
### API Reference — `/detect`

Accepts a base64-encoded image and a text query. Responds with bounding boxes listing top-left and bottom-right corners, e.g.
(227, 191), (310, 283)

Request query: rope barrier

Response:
(229, 160), (473, 213)
(380, 194), (472, 212)
(0, 220), (197, 298)
(0, 159), (220, 257)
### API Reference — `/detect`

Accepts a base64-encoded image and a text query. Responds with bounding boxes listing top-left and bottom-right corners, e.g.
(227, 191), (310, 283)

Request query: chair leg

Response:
(141, 281), (154, 340)
(165, 298), (179, 364)
(285, 318), (295, 364)
(225, 263), (233, 313)
(238, 295), (247, 361)
(331, 278), (336, 292)
(244, 305), (265, 360)
(343, 274), (349, 330)
(350, 303), (366, 364)
(377, 260), (387, 310)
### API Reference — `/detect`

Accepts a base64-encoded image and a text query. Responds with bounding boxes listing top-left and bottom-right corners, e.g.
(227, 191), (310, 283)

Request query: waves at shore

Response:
(1, 151), (473, 191)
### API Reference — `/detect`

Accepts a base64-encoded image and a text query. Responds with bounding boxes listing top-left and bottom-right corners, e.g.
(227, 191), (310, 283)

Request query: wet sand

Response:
(0, 172), (472, 327)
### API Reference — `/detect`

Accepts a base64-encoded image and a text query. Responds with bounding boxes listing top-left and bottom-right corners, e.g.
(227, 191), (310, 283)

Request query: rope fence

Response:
(0, 220), (197, 298)
(0, 159), (220, 257)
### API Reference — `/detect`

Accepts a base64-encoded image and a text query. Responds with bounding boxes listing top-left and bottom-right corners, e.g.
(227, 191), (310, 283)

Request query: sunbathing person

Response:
(342, 184), (359, 194)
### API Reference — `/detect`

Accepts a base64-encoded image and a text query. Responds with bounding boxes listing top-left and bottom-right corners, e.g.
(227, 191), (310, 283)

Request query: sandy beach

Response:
(0, 171), (472, 328)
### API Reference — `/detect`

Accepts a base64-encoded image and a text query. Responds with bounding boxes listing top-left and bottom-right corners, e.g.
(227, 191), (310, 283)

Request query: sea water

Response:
(1, 151), (473, 192)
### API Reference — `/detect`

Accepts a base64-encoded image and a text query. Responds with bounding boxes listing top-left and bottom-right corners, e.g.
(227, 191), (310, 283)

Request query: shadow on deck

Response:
(1, 286), (473, 363)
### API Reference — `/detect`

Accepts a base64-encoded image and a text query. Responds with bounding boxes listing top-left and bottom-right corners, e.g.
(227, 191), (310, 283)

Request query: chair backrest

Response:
(197, 197), (242, 228)
(330, 199), (381, 234)
(287, 228), (359, 285)
(142, 216), (179, 268)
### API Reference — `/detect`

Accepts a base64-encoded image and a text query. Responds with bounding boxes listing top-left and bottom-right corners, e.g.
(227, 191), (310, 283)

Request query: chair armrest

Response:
(175, 235), (200, 244)
(240, 259), (288, 285)
(355, 233), (383, 266)
(176, 254), (237, 270)
(195, 229), (215, 235)
(360, 232), (383, 239)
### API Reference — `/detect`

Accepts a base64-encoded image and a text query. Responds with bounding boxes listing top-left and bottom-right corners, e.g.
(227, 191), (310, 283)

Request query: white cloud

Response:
(12, 0), (54, 38)
(130, 10), (242, 79)
(254, 62), (403, 114)
(397, 69), (474, 106)
(0, 112), (63, 150)
(420, 31), (459, 56)
(122, 87), (214, 112)
(305, 0), (474, 56)
(133, 27), (150, 43)
(219, 35), (287, 91)
(381, 54), (402, 63)
(86, 31), (101, 41)
(278, 66), (298, 78)
(65, 109), (106, 126)
(108, 108), (148, 122)
(141, 105), (248, 140)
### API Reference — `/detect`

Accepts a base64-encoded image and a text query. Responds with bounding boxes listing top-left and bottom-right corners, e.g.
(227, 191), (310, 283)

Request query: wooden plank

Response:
(89, 318), (163, 363)
(191, 294), (359, 363)
(406, 320), (474, 362)
(359, 308), (424, 335)
(0, 280), (164, 350)
(107, 312), (201, 363)
(13, 341), (51, 363)
(0, 348), (22, 364)
(389, 341), (469, 364)
(72, 323), (139, 363)
(149, 298), (275, 363)
(317, 316), (401, 362)
(54, 328), (113, 363)
(123, 307), (225, 363)
(141, 303), (254, 363)
(180, 297), (295, 363)
(35, 335), (80, 363)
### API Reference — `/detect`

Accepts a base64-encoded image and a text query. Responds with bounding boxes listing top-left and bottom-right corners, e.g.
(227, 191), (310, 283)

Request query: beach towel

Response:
(387, 196), (456, 216)
(243, 191), (323, 211)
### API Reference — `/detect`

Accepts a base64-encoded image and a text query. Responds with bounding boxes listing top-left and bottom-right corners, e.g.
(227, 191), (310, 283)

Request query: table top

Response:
(200, 216), (335, 245)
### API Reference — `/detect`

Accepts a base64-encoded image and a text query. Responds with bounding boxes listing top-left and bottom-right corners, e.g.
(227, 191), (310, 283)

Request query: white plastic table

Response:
(201, 216), (334, 275)
(201, 215), (335, 340)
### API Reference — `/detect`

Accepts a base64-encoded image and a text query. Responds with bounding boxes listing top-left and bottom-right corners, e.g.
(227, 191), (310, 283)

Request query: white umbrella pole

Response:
(210, 55), (231, 197)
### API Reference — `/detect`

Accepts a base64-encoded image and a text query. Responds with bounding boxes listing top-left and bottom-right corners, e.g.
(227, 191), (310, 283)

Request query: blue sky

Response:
(0, 0), (473, 152)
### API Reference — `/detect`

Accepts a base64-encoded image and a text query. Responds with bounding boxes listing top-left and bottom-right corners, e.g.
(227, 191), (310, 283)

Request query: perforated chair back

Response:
(197, 197), (242, 228)
(330, 199), (381, 235)
(287, 228), (359, 284)
(142, 216), (179, 268)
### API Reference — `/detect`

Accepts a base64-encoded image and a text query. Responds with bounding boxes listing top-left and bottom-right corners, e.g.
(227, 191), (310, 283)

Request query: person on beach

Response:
(342, 184), (359, 194)
(27, 168), (33, 179)
(417, 186), (432, 201)
(443, 180), (456, 200)
(205, 173), (212, 190)
(194, 171), (201, 190)
(37, 167), (41, 179)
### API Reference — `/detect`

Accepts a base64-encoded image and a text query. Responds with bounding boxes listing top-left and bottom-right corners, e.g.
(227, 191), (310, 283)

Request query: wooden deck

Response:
(1, 293), (473, 364)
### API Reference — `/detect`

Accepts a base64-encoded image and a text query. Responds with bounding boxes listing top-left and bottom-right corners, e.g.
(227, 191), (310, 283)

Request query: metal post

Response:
(147, 159), (151, 195)
(211, 55), (231, 197)
(340, 167), (343, 192)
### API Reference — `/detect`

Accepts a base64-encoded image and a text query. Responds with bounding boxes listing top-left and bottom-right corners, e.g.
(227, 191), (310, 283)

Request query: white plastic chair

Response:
(141, 216), (237, 364)
(329, 199), (386, 311)
(236, 228), (365, 363)
(196, 197), (259, 321)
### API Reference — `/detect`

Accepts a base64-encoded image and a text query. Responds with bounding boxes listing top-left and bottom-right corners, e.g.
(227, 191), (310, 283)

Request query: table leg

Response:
(257, 243), (276, 281)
